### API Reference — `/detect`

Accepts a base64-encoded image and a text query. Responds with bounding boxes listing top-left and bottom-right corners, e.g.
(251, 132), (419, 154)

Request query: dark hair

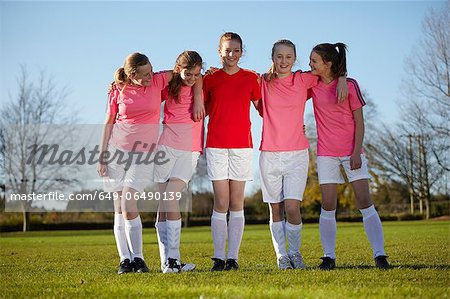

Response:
(168, 51), (203, 103)
(266, 39), (297, 82)
(312, 43), (347, 78)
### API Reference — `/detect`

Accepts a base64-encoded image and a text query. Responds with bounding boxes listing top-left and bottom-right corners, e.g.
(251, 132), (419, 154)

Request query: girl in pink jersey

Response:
(153, 50), (204, 273)
(100, 53), (203, 275)
(260, 40), (347, 270)
(98, 52), (170, 274)
(309, 43), (389, 270)
(202, 32), (261, 271)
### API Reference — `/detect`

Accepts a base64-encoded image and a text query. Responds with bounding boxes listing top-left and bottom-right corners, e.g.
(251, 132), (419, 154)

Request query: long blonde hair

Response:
(114, 52), (150, 86)
(266, 39), (297, 82)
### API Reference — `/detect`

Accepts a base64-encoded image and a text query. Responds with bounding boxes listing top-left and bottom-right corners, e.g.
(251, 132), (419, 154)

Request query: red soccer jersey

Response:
(203, 69), (261, 148)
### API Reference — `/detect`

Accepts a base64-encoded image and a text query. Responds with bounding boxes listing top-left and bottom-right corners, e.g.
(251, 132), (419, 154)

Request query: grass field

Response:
(0, 221), (449, 298)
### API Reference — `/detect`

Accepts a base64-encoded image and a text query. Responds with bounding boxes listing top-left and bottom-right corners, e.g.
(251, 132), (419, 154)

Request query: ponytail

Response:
(114, 52), (151, 92)
(114, 67), (128, 85)
(312, 42), (348, 79)
(266, 63), (277, 82)
(334, 43), (347, 77)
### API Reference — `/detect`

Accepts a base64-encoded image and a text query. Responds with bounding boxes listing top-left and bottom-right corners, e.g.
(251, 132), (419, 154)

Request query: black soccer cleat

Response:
(133, 257), (150, 273)
(210, 258), (226, 272)
(118, 258), (134, 275)
(374, 255), (390, 269)
(224, 259), (239, 271)
(162, 258), (182, 274)
(318, 257), (336, 270)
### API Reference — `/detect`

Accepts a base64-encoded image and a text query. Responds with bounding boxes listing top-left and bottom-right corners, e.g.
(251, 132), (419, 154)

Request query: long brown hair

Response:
(312, 43), (347, 79)
(168, 51), (203, 103)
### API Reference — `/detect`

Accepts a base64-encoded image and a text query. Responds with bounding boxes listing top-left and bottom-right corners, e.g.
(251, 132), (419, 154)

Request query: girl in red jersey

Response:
(202, 32), (261, 271)
(154, 50), (204, 273)
(260, 40), (347, 270)
(308, 43), (389, 270)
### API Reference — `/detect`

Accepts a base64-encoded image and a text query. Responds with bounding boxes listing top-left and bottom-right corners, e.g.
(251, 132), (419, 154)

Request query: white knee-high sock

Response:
(155, 220), (167, 268)
(360, 205), (386, 257)
(269, 220), (287, 259)
(166, 219), (181, 260)
(227, 210), (245, 260)
(124, 215), (143, 260)
(114, 213), (131, 261)
(286, 222), (303, 256)
(319, 208), (337, 259)
(211, 210), (227, 260)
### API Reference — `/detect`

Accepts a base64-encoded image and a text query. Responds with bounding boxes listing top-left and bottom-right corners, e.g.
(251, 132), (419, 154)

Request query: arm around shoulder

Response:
(336, 76), (348, 103)
(193, 75), (205, 122)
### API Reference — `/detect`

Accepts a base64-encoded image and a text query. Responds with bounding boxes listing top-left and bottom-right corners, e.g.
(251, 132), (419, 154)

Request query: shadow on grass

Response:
(334, 264), (450, 270)
(103, 264), (450, 276)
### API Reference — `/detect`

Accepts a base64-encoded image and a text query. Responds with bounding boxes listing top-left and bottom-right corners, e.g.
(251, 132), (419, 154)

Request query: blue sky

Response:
(0, 0), (446, 195)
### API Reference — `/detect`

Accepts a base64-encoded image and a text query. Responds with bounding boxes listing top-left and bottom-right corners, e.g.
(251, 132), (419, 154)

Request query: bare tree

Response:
(402, 2), (450, 171)
(0, 67), (78, 231)
(366, 3), (450, 218)
(368, 111), (447, 219)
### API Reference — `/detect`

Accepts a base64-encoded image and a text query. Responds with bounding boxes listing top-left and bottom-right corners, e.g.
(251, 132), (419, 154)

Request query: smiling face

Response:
(180, 65), (202, 87)
(272, 44), (296, 77)
(309, 51), (331, 78)
(130, 63), (153, 86)
(219, 39), (242, 68)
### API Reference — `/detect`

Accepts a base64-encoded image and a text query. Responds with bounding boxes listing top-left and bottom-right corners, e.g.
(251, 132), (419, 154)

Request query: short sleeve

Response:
(161, 86), (169, 102)
(296, 70), (319, 90)
(106, 87), (119, 116)
(347, 78), (366, 111)
(307, 89), (313, 100)
(202, 74), (211, 103)
(250, 73), (262, 101)
(153, 71), (169, 90)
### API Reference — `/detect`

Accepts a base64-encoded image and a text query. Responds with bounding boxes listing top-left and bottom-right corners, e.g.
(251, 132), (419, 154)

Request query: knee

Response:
(321, 195), (337, 210)
(229, 201), (244, 211)
(123, 211), (139, 220)
(269, 204), (284, 221)
(214, 201), (229, 213)
(284, 204), (300, 219)
(356, 194), (373, 210)
(114, 200), (122, 213)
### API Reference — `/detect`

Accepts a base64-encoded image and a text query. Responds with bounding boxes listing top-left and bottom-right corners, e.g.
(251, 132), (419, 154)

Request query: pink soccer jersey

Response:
(158, 85), (204, 152)
(107, 72), (167, 151)
(260, 71), (319, 151)
(310, 78), (366, 157)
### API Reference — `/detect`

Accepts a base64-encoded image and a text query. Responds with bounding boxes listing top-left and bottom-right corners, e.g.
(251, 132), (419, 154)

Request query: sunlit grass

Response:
(1, 221), (449, 298)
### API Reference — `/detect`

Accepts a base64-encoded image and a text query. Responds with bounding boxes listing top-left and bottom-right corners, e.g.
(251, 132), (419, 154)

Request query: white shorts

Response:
(103, 145), (153, 193)
(317, 154), (372, 185)
(259, 149), (309, 203)
(153, 145), (200, 184)
(206, 148), (253, 181)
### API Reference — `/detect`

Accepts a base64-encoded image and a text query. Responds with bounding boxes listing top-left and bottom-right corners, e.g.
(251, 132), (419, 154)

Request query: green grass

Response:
(1, 221), (449, 298)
